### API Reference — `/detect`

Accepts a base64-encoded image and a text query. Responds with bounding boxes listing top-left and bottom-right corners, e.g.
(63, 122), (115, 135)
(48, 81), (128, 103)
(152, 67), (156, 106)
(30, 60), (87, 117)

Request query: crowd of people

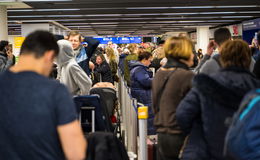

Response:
(0, 28), (260, 160)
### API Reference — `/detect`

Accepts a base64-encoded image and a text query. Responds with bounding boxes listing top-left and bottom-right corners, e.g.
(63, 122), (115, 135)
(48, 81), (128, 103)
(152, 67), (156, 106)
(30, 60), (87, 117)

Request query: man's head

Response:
(107, 41), (113, 48)
(67, 30), (82, 50)
(214, 28), (232, 47)
(20, 30), (59, 76)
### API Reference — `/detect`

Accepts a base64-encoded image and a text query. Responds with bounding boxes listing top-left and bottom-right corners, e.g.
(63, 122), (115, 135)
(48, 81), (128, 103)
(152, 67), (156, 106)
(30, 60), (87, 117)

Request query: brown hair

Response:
(67, 30), (81, 41)
(138, 51), (152, 61)
(164, 37), (193, 60)
(220, 39), (251, 69)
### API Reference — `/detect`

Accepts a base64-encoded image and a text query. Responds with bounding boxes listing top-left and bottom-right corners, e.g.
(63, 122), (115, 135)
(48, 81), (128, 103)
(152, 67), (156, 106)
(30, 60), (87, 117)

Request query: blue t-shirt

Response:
(0, 70), (77, 159)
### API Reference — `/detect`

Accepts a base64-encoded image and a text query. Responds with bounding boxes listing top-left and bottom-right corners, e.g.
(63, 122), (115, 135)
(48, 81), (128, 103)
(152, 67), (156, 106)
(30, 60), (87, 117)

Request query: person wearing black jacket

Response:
(93, 54), (113, 85)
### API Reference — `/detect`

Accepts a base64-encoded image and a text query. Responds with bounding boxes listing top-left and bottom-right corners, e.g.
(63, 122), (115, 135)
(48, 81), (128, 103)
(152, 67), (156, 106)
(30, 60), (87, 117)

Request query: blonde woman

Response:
(106, 47), (118, 83)
(152, 37), (195, 160)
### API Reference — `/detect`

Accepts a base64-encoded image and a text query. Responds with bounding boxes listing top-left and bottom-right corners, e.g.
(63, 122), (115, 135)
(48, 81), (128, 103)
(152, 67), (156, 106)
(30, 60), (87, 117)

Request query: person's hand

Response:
(206, 40), (216, 56)
(6, 49), (14, 60)
(89, 61), (95, 71)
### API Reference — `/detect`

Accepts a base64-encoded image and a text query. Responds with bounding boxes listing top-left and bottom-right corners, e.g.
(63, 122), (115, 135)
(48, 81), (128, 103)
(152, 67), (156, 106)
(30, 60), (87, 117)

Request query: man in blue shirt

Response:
(0, 30), (86, 160)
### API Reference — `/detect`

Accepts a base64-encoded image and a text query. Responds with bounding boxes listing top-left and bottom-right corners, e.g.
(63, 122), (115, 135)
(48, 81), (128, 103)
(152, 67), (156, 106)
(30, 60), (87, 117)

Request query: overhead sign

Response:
(93, 37), (142, 44)
(242, 18), (260, 31)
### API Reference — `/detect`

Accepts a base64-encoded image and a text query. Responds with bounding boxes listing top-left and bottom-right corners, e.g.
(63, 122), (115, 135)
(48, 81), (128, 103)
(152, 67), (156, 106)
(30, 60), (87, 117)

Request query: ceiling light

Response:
(126, 7), (169, 9)
(8, 8), (80, 12)
(22, 0), (72, 1)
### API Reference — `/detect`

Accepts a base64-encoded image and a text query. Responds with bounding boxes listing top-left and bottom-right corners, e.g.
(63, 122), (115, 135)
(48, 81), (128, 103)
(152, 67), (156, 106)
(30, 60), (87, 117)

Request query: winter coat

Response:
(93, 61), (113, 84)
(118, 54), (127, 74)
(0, 52), (13, 73)
(176, 67), (260, 160)
(130, 61), (153, 105)
(199, 54), (255, 75)
(57, 40), (92, 95)
(152, 58), (194, 134)
(130, 61), (155, 135)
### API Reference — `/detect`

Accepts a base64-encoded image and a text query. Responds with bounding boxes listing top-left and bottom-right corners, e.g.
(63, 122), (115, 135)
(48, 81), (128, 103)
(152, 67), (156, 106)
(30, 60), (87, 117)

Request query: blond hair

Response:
(164, 37), (193, 60)
(127, 43), (138, 54)
(106, 47), (116, 61)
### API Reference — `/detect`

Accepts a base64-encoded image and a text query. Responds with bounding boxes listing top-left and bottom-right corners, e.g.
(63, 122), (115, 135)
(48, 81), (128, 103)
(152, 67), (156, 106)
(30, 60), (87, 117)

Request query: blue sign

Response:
(93, 37), (142, 44)
(243, 18), (260, 31)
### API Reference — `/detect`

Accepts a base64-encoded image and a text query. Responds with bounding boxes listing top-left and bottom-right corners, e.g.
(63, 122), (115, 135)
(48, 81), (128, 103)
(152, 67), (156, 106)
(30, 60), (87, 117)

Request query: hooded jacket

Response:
(130, 61), (153, 105)
(176, 67), (260, 160)
(57, 40), (92, 96)
(0, 51), (13, 72)
(130, 61), (156, 135)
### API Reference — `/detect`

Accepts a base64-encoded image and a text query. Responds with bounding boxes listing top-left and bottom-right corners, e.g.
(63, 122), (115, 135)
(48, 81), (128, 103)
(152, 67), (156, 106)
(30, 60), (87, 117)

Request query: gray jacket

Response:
(200, 54), (255, 75)
(0, 52), (13, 72)
(57, 40), (92, 95)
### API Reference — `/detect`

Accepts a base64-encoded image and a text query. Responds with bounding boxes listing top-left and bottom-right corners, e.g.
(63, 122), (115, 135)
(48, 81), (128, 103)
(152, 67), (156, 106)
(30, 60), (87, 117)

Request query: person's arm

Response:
(176, 88), (201, 134)
(54, 35), (65, 41)
(54, 85), (87, 160)
(58, 120), (87, 160)
(83, 37), (100, 59)
(194, 41), (215, 73)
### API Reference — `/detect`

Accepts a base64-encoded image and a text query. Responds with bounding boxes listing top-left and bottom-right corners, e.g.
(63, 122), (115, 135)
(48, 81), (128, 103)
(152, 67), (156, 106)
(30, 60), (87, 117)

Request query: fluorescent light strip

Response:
(22, 0), (72, 1)
(8, 9), (80, 12)
(216, 5), (259, 8)
(221, 16), (253, 18)
(126, 7), (169, 9)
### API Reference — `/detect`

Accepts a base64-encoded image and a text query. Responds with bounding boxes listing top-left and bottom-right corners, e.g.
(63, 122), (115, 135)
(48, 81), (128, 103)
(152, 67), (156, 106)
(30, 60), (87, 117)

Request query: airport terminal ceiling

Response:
(5, 0), (260, 36)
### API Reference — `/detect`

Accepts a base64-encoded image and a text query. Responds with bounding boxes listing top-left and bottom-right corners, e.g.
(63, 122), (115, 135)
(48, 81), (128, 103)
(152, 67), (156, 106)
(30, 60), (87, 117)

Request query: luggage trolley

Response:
(74, 95), (111, 133)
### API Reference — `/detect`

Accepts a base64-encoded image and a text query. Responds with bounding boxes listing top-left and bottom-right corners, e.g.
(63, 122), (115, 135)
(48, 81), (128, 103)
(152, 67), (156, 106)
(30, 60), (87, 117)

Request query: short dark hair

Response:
(138, 51), (152, 61)
(0, 40), (9, 51)
(20, 30), (59, 58)
(220, 39), (251, 69)
(214, 28), (231, 46)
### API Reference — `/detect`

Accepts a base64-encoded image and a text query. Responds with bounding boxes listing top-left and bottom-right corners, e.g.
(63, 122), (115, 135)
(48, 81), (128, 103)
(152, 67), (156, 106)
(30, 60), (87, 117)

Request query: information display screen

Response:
(93, 37), (142, 44)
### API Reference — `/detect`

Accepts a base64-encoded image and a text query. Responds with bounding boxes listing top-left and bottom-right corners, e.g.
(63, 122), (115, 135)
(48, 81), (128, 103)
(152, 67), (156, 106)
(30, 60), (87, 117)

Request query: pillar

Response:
(196, 26), (209, 54)
(0, 5), (8, 40)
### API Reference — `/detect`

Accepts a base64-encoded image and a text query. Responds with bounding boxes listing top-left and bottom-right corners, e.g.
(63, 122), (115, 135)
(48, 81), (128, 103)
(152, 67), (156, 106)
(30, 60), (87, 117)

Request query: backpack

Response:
(224, 89), (260, 160)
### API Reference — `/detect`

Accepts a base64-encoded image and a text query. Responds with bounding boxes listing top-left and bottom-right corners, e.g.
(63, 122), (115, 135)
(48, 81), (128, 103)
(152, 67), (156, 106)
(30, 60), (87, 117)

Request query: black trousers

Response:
(157, 133), (185, 160)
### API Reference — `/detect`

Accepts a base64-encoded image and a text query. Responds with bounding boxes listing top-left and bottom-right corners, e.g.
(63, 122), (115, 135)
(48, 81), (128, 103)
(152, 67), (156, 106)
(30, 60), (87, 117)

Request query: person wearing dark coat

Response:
(176, 39), (260, 160)
(130, 51), (155, 135)
(93, 54), (113, 85)
(152, 37), (195, 160)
